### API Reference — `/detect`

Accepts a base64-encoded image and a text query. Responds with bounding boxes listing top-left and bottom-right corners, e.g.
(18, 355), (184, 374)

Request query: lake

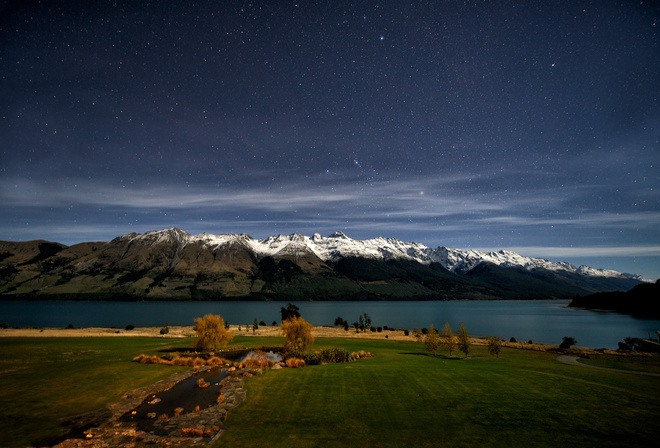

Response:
(1, 300), (659, 349)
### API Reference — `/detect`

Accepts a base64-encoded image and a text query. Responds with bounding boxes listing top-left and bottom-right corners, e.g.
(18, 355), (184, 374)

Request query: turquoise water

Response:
(1, 300), (658, 349)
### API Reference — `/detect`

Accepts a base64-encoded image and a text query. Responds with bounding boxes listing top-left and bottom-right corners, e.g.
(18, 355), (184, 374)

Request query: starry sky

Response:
(1, 1), (659, 279)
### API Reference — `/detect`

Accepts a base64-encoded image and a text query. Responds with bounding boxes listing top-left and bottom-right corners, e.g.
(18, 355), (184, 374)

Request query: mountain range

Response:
(0, 228), (648, 301)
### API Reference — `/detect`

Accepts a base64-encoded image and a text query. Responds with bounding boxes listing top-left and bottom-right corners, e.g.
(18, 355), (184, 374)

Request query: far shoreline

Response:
(0, 325), (633, 357)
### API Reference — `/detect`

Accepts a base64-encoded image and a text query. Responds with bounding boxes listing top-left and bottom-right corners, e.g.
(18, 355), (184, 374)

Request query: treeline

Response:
(569, 280), (660, 318)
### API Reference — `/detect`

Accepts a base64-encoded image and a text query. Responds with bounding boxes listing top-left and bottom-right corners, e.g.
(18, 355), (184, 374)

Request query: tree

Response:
(487, 336), (502, 358)
(280, 316), (314, 351)
(618, 337), (642, 351)
(559, 336), (577, 349)
(334, 316), (346, 327)
(281, 303), (301, 322)
(363, 313), (372, 330)
(252, 318), (258, 334)
(456, 322), (471, 358)
(193, 314), (233, 351)
(440, 321), (456, 356)
(423, 324), (440, 356)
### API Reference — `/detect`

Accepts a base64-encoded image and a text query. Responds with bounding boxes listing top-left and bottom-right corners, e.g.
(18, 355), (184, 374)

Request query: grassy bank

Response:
(1, 335), (658, 448)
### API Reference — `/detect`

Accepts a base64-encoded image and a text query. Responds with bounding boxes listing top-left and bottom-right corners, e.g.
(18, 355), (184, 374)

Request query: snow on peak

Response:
(112, 229), (644, 281)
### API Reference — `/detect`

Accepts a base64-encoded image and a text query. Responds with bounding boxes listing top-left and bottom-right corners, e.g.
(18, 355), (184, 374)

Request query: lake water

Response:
(1, 300), (659, 349)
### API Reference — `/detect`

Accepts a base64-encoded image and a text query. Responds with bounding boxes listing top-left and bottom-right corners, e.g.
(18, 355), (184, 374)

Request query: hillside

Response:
(0, 228), (648, 301)
(569, 280), (660, 318)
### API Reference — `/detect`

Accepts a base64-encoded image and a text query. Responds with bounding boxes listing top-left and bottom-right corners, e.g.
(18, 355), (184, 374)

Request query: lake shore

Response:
(0, 325), (631, 356)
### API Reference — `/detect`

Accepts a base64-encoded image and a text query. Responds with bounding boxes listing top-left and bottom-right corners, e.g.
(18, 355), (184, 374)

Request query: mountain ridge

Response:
(0, 228), (649, 302)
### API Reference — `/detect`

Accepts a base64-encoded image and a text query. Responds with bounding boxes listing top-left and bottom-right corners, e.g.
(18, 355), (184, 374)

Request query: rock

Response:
(271, 363), (282, 370)
(146, 412), (157, 419)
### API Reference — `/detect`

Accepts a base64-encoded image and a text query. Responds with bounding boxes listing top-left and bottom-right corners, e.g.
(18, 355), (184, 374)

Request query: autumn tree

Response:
(487, 336), (502, 358)
(280, 316), (314, 351)
(193, 314), (233, 351)
(457, 322), (471, 358)
(440, 321), (456, 356)
(423, 324), (440, 356)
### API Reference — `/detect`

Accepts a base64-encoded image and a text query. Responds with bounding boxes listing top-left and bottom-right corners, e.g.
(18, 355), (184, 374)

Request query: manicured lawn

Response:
(1, 335), (658, 448)
(0, 337), (190, 448)
(220, 338), (660, 448)
(578, 353), (660, 374)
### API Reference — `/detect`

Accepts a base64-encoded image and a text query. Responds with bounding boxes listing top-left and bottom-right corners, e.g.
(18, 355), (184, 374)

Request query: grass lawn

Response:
(220, 337), (660, 448)
(577, 353), (660, 374)
(1, 335), (658, 448)
(0, 337), (189, 448)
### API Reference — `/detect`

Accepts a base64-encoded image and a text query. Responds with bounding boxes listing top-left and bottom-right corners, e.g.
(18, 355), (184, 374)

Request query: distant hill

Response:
(0, 228), (649, 301)
(569, 280), (660, 318)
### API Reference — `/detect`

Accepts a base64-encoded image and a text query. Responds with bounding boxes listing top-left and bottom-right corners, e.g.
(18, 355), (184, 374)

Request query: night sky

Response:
(1, 1), (658, 279)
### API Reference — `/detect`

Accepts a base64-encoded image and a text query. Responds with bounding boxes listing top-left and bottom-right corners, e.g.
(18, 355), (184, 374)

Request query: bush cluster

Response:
(284, 347), (372, 365)
(132, 353), (231, 367)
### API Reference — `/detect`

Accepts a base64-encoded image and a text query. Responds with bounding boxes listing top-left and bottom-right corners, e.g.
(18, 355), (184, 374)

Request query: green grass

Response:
(220, 338), (660, 448)
(1, 336), (659, 448)
(0, 337), (190, 448)
(577, 353), (660, 374)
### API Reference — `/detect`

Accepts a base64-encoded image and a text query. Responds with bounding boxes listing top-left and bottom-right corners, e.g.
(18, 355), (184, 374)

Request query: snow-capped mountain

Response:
(0, 228), (648, 301)
(118, 228), (647, 282)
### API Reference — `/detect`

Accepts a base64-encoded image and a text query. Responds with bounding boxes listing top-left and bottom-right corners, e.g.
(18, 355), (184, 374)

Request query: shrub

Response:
(206, 356), (229, 367)
(160, 326), (169, 335)
(172, 357), (193, 366)
(370, 326), (376, 332)
(285, 357), (306, 368)
(132, 354), (174, 365)
(192, 357), (206, 367)
(404, 329), (410, 336)
(125, 324), (135, 331)
(377, 327), (382, 332)
(0, 323), (8, 329)
(318, 347), (350, 363)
